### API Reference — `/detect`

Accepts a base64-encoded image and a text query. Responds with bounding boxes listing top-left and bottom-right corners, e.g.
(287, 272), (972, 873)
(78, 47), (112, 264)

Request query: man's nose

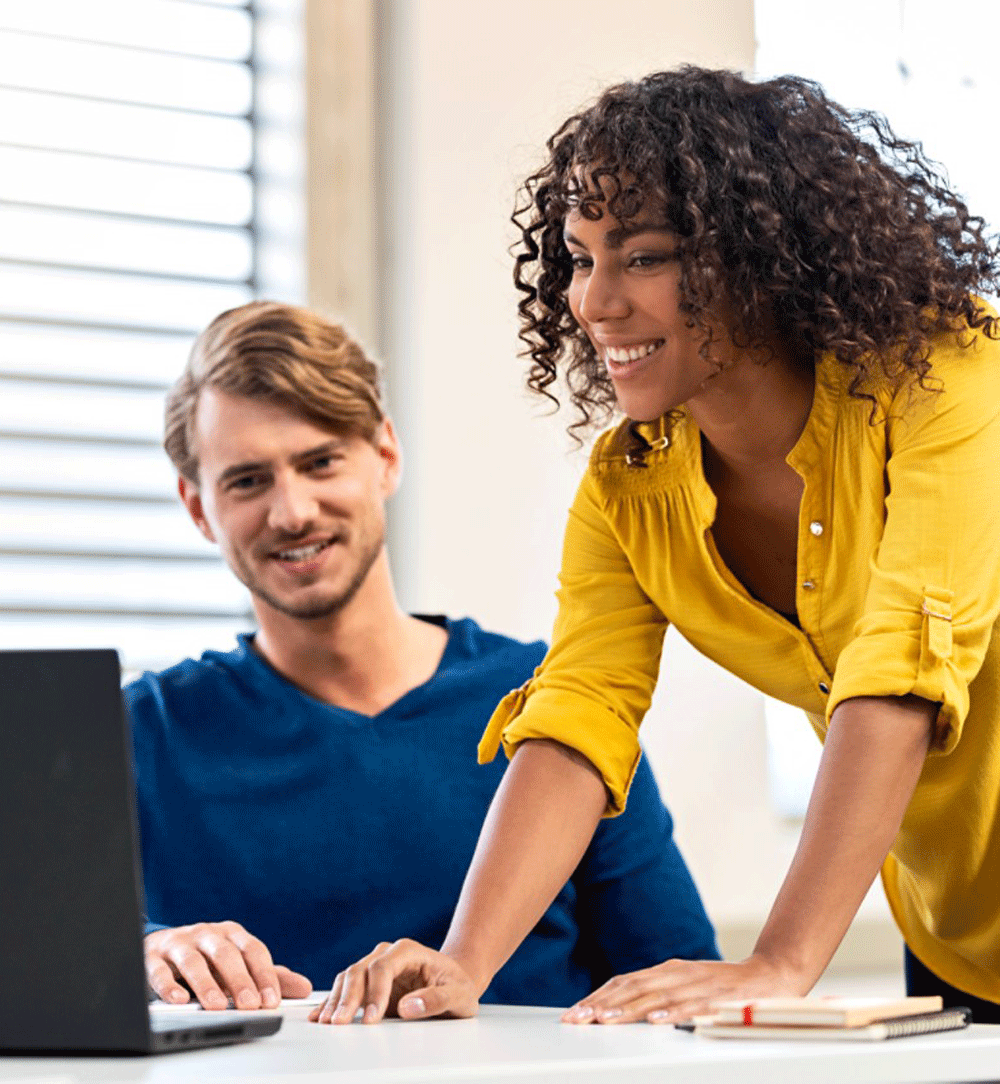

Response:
(267, 475), (318, 534)
(577, 265), (631, 325)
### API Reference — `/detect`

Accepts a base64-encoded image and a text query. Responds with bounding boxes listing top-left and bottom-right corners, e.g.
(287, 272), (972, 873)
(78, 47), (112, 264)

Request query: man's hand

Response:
(144, 921), (312, 1010)
(561, 954), (806, 1025)
(308, 939), (481, 1025)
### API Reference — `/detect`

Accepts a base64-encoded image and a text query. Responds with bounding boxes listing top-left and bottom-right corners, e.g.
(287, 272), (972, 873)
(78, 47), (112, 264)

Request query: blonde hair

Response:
(164, 301), (385, 482)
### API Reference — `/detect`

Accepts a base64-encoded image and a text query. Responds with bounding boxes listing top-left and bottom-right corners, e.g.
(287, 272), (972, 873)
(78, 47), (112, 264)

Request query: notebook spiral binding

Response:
(883, 1008), (972, 1038)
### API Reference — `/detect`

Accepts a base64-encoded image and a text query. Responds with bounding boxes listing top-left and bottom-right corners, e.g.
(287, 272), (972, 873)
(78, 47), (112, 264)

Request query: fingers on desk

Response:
(397, 982), (455, 1021)
(275, 963), (314, 999)
(146, 954), (192, 1006)
(562, 960), (719, 1025)
(225, 924), (282, 1008)
(311, 941), (392, 1025)
(309, 939), (477, 1026)
(562, 958), (789, 1026)
(144, 920), (283, 1010)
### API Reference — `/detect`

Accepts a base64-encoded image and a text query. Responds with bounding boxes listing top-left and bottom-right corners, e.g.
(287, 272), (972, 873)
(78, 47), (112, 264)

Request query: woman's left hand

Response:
(561, 954), (806, 1025)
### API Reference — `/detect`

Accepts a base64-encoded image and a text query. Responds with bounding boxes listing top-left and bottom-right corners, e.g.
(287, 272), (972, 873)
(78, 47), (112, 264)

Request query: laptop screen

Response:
(0, 648), (152, 1051)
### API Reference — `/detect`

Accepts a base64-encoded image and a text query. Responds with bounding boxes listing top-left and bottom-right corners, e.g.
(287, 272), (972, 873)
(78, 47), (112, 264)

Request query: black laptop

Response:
(0, 648), (282, 1054)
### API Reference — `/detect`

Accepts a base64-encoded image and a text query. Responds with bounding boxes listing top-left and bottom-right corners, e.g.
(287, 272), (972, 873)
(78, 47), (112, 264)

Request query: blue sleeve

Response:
(571, 753), (719, 981)
(125, 678), (171, 939)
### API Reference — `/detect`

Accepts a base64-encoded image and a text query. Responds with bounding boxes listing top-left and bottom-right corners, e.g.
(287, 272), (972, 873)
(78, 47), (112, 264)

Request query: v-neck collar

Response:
(684, 353), (844, 527)
(237, 615), (457, 723)
(785, 353), (844, 479)
(680, 355), (844, 650)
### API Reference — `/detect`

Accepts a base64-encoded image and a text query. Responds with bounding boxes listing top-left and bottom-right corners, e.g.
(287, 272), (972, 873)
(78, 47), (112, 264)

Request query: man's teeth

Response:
(604, 341), (662, 364)
(275, 540), (329, 561)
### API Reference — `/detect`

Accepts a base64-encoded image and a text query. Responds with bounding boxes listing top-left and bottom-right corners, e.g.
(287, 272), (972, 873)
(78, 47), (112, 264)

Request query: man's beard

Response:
(234, 531), (384, 620)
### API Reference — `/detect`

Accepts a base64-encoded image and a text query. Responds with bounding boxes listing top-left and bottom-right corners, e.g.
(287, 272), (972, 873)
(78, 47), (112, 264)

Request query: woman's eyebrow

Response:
(604, 222), (674, 248)
(563, 223), (674, 250)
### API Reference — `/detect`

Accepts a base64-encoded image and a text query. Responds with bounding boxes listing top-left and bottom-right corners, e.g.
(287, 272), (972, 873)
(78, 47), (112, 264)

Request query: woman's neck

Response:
(688, 346), (815, 477)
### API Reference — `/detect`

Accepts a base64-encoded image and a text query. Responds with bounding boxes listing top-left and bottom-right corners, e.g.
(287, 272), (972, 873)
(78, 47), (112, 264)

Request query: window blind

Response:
(0, 0), (294, 673)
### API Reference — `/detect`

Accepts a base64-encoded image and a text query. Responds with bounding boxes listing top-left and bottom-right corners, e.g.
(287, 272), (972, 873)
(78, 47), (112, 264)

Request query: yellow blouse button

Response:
(809, 521), (824, 537)
(802, 580), (816, 590)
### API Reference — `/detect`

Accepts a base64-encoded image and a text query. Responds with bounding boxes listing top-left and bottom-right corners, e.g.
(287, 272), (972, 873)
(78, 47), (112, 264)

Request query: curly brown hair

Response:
(512, 66), (1000, 445)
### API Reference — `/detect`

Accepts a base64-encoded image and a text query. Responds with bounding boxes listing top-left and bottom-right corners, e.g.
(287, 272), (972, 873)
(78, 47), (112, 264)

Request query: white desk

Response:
(3, 1004), (1000, 1084)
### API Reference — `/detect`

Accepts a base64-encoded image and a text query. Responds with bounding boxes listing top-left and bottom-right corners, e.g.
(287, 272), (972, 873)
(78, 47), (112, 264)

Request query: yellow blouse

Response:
(480, 318), (1000, 1003)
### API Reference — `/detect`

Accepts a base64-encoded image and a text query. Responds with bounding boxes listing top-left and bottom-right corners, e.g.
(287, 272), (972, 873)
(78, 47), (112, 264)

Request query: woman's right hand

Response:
(311, 740), (607, 1026)
(308, 939), (481, 1024)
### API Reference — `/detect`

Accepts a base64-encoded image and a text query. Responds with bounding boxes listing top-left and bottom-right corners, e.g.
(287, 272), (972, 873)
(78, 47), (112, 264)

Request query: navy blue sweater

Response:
(126, 617), (718, 1006)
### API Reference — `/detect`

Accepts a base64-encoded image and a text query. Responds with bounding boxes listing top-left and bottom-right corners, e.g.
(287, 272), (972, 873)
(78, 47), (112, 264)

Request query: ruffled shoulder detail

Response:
(587, 412), (699, 498)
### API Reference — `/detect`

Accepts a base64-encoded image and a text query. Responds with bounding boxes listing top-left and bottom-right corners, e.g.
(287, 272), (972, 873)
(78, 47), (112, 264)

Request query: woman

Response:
(312, 67), (1000, 1026)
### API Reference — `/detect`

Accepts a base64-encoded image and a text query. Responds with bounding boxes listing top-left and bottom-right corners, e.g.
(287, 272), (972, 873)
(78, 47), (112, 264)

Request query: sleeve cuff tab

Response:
(478, 678), (532, 764)
(922, 585), (954, 661)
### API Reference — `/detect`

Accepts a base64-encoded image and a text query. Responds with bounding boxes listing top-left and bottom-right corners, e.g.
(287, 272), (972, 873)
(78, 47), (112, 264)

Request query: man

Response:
(131, 300), (718, 1012)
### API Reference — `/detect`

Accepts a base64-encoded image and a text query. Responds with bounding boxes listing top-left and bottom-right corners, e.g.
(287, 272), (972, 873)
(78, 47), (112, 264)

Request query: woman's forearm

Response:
(440, 738), (608, 991)
(752, 694), (936, 985)
(551, 693), (938, 1026)
(317, 696), (938, 1028)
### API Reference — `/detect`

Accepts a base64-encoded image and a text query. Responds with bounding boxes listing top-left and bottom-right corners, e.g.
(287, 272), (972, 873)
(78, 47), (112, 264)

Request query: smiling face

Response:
(564, 208), (737, 422)
(178, 388), (400, 622)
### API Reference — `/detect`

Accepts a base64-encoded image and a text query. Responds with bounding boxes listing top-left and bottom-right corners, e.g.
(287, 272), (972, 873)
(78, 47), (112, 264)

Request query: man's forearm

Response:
(753, 694), (935, 985)
(441, 738), (608, 991)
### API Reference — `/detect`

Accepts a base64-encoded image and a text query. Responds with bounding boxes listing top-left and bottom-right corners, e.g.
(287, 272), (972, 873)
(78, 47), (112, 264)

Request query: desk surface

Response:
(3, 1004), (1000, 1084)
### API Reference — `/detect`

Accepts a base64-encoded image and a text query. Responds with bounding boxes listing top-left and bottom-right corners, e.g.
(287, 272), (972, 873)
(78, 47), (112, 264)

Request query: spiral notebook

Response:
(693, 1007), (972, 1042)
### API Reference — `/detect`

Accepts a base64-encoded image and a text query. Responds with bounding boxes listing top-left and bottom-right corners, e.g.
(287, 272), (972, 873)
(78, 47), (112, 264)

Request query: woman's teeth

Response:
(604, 341), (662, 364)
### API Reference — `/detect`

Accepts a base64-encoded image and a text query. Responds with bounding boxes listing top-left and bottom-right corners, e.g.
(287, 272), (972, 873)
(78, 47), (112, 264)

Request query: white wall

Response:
(377, 0), (896, 964)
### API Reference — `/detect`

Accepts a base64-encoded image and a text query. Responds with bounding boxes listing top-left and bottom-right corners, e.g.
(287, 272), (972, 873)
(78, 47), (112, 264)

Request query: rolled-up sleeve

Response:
(827, 331), (1000, 752)
(478, 458), (669, 815)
